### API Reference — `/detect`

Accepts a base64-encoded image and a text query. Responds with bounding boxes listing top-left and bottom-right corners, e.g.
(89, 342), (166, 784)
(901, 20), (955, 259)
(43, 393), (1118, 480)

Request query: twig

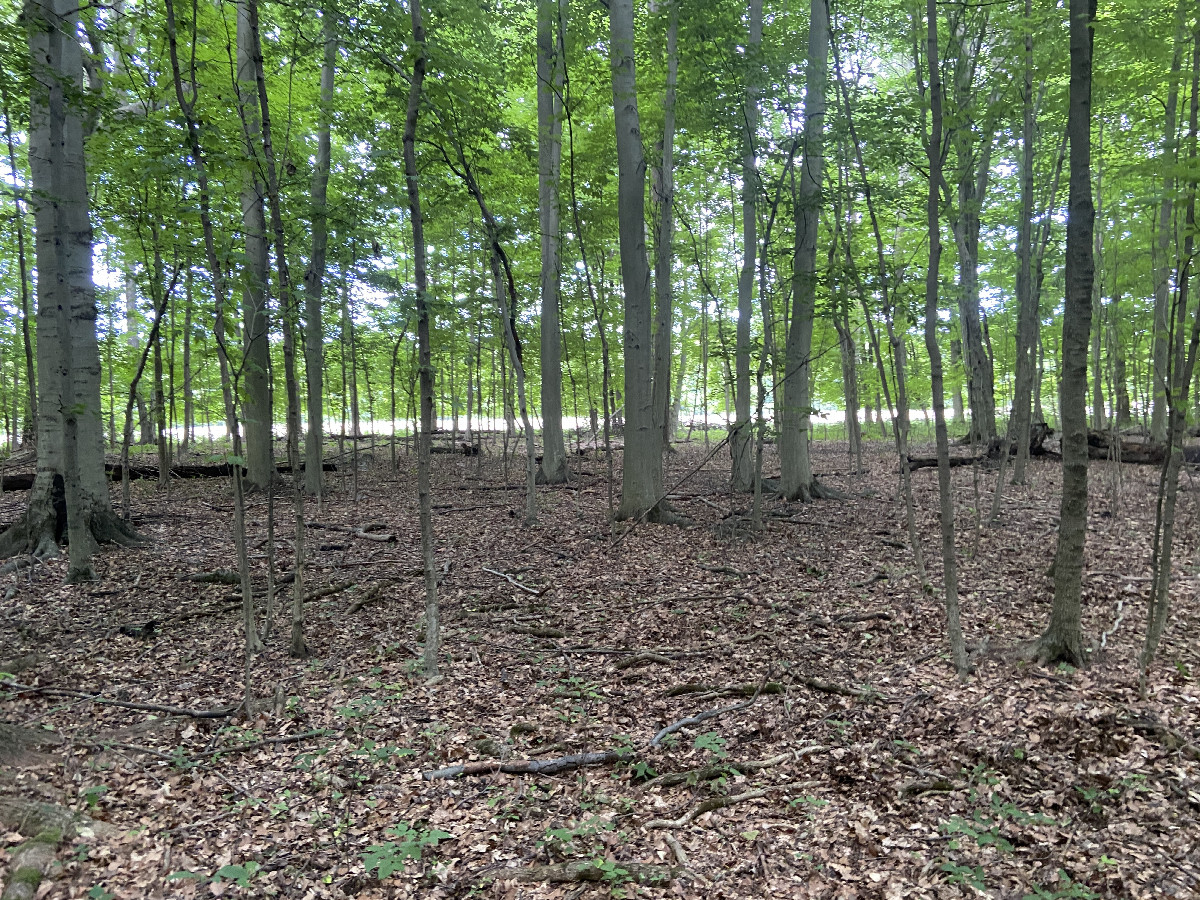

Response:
(1, 681), (236, 718)
(193, 729), (327, 759)
(482, 567), (547, 596)
(651, 674), (770, 747)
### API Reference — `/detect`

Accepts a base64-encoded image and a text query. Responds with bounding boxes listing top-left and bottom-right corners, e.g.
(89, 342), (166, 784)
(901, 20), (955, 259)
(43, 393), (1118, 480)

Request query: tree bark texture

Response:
(780, 0), (827, 501)
(537, 0), (569, 484)
(237, 0), (273, 489)
(1041, 0), (1096, 666)
(609, 0), (663, 520)
(303, 3), (337, 496)
(651, 0), (679, 450)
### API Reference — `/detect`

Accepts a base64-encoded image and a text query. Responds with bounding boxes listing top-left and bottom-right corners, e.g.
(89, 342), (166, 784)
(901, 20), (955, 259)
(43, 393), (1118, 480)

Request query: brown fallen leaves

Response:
(1, 439), (1198, 898)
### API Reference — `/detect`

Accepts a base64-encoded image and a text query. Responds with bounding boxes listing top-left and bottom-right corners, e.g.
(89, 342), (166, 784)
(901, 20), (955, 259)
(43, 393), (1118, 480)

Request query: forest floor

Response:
(1, 436), (1199, 899)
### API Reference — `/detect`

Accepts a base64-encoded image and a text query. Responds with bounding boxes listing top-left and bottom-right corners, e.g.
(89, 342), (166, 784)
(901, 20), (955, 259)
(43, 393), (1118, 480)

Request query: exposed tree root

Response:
(423, 675), (775, 780)
(798, 676), (882, 701)
(646, 753), (789, 788)
(492, 859), (683, 887)
(614, 651), (672, 670)
(644, 780), (817, 829)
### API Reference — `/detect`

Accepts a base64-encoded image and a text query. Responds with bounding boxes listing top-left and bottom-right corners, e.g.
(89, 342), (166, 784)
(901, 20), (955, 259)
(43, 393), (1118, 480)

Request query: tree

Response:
(609, 0), (663, 522)
(779, 0), (828, 501)
(0, 0), (138, 571)
(237, 0), (273, 490)
(731, 0), (763, 494)
(403, 0), (441, 676)
(1038, 0), (1096, 666)
(304, 3), (337, 497)
(537, 0), (569, 485)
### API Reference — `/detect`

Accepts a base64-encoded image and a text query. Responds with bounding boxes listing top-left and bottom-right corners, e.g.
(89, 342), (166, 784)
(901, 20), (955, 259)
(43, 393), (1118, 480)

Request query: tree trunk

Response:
(651, 0), (679, 451)
(0, 0), (138, 566)
(1150, 2), (1187, 444)
(923, 0), (968, 674)
(402, 0), (440, 676)
(732, 0), (763, 493)
(537, 0), (569, 484)
(1039, 0), (1096, 666)
(609, 0), (663, 521)
(181, 270), (194, 451)
(1010, 0), (1038, 484)
(165, 0), (262, 663)
(238, 0), (273, 490)
(780, 0), (827, 501)
(1, 79), (37, 448)
(303, 3), (336, 496)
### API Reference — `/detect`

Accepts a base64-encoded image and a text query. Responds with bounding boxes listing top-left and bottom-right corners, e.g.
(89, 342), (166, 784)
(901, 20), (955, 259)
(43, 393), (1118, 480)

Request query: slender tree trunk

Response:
(403, 0), (440, 675)
(1151, 2), (1187, 444)
(303, 3), (336, 496)
(165, 0), (261, 666)
(1091, 131), (1106, 431)
(609, 0), (664, 521)
(1039, 0), (1096, 666)
(182, 270), (193, 452)
(651, 0), (679, 450)
(537, 0), (569, 483)
(732, 0), (763, 493)
(1140, 16), (1200, 689)
(1, 79), (37, 448)
(780, 0), (827, 500)
(923, 0), (968, 674)
(1010, 0), (1038, 483)
(238, 0), (273, 489)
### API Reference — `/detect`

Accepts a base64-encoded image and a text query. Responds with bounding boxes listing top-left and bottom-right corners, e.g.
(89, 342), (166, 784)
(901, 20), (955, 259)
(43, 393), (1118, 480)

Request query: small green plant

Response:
(539, 817), (613, 857)
(361, 822), (452, 878)
(81, 784), (108, 809)
(594, 858), (632, 897)
(166, 861), (261, 888)
(941, 861), (986, 890)
(1023, 871), (1098, 899)
(941, 815), (1014, 854)
(87, 887), (114, 900)
(694, 731), (728, 761)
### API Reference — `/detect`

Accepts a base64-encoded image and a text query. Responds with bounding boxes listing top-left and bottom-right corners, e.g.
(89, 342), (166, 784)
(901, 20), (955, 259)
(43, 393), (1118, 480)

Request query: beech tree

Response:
(0, 0), (138, 572)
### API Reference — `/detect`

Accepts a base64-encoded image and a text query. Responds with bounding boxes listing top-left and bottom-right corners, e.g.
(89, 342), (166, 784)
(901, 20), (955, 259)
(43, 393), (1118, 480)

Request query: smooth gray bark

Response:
(1039, 0), (1095, 666)
(1010, 0), (1037, 484)
(303, 4), (337, 496)
(780, 0), (827, 501)
(732, 0), (763, 493)
(237, 0), (273, 489)
(537, 0), (569, 484)
(609, 0), (663, 520)
(651, 0), (679, 450)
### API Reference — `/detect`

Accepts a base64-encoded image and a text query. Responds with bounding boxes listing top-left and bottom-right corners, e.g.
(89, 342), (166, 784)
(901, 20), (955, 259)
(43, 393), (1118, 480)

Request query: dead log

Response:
(906, 454), (980, 470)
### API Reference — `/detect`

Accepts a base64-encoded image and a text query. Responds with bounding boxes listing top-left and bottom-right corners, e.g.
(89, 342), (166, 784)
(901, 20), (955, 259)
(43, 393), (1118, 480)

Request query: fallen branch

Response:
(663, 682), (783, 698)
(1, 681), (236, 718)
(194, 729), (328, 759)
(644, 780), (817, 829)
(646, 753), (788, 788)
(482, 567), (547, 596)
(423, 750), (623, 781)
(796, 676), (880, 700)
(614, 652), (672, 670)
(651, 676), (770, 747)
(423, 673), (776, 780)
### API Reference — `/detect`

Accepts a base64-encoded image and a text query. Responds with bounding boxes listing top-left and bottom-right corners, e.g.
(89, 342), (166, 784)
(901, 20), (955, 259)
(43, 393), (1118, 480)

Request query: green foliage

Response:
(361, 822), (453, 878)
(693, 730), (728, 760)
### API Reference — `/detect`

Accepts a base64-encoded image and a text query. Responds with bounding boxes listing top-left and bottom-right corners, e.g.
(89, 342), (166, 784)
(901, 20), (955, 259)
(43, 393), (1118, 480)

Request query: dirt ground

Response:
(1, 438), (1198, 899)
